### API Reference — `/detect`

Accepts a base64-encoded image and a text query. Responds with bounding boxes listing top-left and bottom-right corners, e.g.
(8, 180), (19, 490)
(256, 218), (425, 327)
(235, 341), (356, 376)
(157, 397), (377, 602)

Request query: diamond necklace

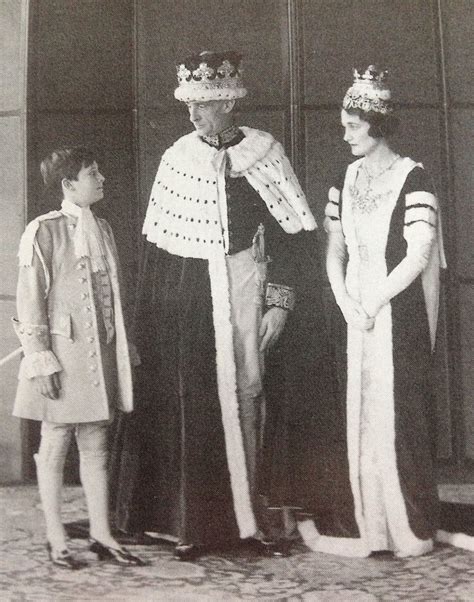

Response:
(361, 154), (400, 191)
(350, 154), (400, 215)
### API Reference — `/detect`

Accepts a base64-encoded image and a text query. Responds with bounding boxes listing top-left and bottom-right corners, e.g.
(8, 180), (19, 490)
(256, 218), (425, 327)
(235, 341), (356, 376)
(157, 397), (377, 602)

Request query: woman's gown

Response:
(299, 158), (444, 557)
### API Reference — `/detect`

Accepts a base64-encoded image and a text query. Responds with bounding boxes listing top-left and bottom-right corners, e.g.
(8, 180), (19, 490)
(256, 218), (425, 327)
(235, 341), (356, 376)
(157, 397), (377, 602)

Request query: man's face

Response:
(186, 100), (230, 136)
(65, 161), (105, 207)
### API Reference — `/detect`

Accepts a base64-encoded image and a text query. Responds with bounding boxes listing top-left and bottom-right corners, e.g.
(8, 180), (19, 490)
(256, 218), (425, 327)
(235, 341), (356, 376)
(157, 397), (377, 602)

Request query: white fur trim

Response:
(369, 306), (431, 554)
(328, 186), (341, 206)
(324, 215), (342, 234)
(143, 128), (316, 261)
(394, 538), (433, 558)
(298, 520), (370, 557)
(208, 256), (257, 538)
(338, 158), (438, 556)
(214, 149), (231, 252)
(141, 126), (316, 537)
(436, 530), (474, 552)
(345, 327), (366, 545)
(405, 190), (438, 210)
(174, 84), (247, 103)
(324, 187), (342, 233)
(340, 175), (367, 550)
(421, 239), (442, 350)
(405, 208), (437, 229)
(403, 187), (445, 350)
(233, 128), (317, 233)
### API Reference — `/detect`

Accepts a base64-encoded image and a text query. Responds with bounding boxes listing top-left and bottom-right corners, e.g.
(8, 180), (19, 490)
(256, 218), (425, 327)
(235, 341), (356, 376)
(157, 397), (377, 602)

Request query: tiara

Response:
(174, 51), (247, 103)
(343, 65), (393, 114)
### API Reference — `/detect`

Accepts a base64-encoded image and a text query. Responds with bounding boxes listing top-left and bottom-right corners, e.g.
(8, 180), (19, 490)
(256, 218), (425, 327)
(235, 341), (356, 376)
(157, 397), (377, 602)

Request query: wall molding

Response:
(286, 0), (304, 180)
(434, 0), (463, 468)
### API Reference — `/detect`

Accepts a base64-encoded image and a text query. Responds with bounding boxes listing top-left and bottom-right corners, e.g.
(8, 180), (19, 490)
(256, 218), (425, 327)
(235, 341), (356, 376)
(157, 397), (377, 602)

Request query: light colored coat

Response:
(13, 212), (134, 423)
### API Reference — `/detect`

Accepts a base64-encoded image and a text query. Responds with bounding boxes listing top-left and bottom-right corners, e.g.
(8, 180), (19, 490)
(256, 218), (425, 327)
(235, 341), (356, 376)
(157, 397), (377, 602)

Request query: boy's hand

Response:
(33, 373), (61, 399)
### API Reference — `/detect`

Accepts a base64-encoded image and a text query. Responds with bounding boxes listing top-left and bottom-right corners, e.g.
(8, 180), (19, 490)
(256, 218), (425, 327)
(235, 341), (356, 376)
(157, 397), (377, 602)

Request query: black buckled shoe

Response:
(46, 542), (88, 570)
(173, 543), (203, 562)
(248, 538), (291, 558)
(89, 538), (147, 566)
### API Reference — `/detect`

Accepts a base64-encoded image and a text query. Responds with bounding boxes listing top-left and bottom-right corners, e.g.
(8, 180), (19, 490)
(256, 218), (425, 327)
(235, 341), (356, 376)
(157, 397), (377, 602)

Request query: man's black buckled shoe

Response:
(247, 538), (291, 558)
(173, 543), (203, 562)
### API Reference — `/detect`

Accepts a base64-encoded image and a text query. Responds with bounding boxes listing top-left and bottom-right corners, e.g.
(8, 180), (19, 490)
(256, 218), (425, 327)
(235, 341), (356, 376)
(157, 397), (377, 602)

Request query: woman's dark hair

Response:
(40, 146), (96, 199)
(344, 107), (399, 138)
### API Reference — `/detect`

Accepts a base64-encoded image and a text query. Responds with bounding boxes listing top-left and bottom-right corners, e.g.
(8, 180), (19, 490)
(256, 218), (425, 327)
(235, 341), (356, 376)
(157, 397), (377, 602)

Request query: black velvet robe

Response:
(109, 226), (355, 545)
(110, 129), (354, 546)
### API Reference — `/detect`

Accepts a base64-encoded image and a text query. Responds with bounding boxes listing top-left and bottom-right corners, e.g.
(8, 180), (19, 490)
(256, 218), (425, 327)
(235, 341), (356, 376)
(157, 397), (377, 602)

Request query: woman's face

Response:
(341, 109), (379, 157)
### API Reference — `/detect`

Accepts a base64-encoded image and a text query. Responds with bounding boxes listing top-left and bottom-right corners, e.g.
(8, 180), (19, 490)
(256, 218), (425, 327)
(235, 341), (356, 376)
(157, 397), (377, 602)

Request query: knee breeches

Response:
(37, 421), (109, 472)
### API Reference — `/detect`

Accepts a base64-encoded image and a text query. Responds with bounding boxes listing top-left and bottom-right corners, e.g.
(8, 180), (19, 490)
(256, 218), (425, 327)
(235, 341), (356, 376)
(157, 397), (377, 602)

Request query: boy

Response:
(13, 147), (143, 568)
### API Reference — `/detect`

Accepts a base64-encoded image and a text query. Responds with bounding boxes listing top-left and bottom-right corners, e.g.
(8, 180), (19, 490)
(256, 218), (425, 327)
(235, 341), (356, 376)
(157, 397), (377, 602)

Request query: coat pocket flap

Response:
(49, 313), (73, 341)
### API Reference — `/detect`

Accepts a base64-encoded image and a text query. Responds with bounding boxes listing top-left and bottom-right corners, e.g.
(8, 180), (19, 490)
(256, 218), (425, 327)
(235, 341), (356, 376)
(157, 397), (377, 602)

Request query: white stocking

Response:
(79, 451), (116, 547)
(34, 453), (68, 550)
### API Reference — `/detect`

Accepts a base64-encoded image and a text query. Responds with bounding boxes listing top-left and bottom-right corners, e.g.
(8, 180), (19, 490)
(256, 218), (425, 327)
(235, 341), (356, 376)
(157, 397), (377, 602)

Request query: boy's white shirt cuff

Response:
(19, 350), (62, 379)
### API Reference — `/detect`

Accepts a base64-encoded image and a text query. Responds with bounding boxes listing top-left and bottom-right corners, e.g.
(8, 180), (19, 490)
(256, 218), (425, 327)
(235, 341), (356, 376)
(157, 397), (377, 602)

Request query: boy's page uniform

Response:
(13, 208), (134, 423)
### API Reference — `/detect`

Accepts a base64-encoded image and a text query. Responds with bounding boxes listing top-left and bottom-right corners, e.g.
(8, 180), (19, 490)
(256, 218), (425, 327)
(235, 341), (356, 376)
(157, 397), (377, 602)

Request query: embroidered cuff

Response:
(265, 283), (296, 311)
(19, 350), (62, 379)
(12, 318), (51, 354)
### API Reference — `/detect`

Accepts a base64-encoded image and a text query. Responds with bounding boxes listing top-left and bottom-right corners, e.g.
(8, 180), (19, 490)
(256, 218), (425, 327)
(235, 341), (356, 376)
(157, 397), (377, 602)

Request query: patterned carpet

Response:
(1, 485), (474, 601)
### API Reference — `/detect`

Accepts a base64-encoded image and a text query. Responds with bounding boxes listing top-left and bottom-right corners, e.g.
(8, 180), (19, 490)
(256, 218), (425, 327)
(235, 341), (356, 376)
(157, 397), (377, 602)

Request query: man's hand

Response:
(339, 294), (374, 331)
(259, 307), (288, 352)
(32, 373), (61, 399)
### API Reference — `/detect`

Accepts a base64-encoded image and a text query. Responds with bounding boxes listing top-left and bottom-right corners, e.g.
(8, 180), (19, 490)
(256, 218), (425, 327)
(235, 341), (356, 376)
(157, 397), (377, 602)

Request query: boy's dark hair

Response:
(344, 107), (399, 138)
(40, 146), (96, 199)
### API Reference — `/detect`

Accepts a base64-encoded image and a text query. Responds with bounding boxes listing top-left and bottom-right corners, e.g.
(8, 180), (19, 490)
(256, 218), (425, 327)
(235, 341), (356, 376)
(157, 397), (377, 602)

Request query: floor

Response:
(1, 484), (474, 601)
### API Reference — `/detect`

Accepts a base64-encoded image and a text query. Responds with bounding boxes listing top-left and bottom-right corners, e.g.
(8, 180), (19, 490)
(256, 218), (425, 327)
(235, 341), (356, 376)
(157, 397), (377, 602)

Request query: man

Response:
(112, 51), (317, 561)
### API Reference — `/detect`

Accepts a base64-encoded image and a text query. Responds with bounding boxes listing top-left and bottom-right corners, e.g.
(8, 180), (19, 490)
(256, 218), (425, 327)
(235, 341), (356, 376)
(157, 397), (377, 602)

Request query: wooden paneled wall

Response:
(27, 0), (137, 292)
(24, 0), (136, 480)
(133, 0), (290, 223)
(300, 0), (454, 463)
(0, 0), (29, 483)
(443, 1), (474, 466)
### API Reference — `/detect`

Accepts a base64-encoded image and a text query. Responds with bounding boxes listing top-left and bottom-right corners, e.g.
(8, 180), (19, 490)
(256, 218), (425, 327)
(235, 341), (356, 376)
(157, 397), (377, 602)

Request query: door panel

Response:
(460, 284), (474, 460)
(137, 0), (288, 109)
(452, 110), (474, 280)
(136, 0), (291, 218)
(301, 0), (439, 106)
(299, 0), (456, 469)
(443, 0), (474, 104)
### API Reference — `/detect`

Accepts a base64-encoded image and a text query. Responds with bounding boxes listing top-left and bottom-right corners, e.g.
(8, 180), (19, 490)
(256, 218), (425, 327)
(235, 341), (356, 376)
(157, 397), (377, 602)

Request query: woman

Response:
(300, 66), (446, 558)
